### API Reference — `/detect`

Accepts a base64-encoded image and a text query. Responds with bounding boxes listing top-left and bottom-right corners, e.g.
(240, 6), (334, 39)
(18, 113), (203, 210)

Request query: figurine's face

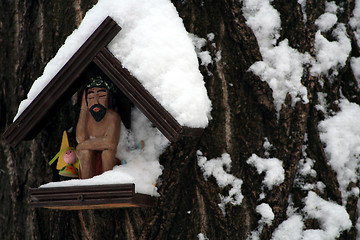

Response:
(87, 87), (108, 109)
(87, 87), (108, 122)
(64, 149), (76, 164)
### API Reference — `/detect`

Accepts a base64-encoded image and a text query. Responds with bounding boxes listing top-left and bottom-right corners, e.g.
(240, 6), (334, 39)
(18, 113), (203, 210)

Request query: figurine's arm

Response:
(76, 91), (89, 144)
(76, 111), (121, 151)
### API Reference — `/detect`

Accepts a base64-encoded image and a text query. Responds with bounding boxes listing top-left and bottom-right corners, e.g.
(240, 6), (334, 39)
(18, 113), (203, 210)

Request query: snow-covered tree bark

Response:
(1, 0), (360, 239)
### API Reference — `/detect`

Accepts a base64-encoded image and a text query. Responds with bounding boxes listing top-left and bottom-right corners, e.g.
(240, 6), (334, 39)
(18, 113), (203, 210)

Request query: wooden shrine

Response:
(2, 17), (205, 210)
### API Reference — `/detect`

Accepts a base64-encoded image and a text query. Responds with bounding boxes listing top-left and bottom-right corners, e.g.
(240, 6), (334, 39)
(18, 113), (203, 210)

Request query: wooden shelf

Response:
(30, 184), (155, 210)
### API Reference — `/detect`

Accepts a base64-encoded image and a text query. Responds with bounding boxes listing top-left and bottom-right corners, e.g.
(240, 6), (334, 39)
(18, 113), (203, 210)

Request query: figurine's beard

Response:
(89, 104), (107, 122)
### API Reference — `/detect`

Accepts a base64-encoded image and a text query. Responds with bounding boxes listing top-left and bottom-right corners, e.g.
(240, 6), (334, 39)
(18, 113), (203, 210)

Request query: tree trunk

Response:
(1, 0), (359, 239)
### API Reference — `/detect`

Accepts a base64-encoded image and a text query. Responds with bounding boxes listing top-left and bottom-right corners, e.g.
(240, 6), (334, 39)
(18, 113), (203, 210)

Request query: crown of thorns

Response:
(86, 76), (116, 92)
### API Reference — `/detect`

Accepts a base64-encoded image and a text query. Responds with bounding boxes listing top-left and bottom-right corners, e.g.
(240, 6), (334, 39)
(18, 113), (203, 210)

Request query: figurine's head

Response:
(85, 77), (116, 122)
(63, 149), (76, 164)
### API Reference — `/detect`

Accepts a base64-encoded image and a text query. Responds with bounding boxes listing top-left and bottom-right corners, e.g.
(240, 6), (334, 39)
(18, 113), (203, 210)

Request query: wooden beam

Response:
(30, 184), (155, 210)
(3, 17), (121, 148)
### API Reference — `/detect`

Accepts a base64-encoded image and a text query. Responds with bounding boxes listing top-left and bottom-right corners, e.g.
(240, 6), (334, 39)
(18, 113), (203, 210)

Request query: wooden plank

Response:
(30, 183), (134, 194)
(30, 184), (155, 210)
(93, 47), (183, 141)
(31, 190), (134, 201)
(30, 197), (136, 209)
(3, 17), (121, 148)
(43, 201), (149, 210)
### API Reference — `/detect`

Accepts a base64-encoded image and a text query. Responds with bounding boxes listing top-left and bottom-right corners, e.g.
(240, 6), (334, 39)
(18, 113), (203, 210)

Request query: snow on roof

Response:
(14, 0), (211, 129)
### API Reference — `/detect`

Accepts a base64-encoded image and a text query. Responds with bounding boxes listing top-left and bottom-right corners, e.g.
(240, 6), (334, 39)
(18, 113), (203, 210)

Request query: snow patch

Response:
(357, 198), (360, 240)
(303, 191), (352, 240)
(351, 57), (360, 86)
(189, 33), (212, 67)
(311, 24), (351, 76)
(271, 215), (304, 240)
(325, 1), (340, 14)
(298, 157), (317, 178)
(197, 151), (244, 215)
(242, 0), (310, 114)
(298, 0), (307, 23)
(263, 137), (272, 157)
(311, 1), (351, 77)
(248, 203), (275, 240)
(350, 0), (360, 47)
(198, 233), (209, 240)
(242, 0), (281, 49)
(256, 203), (274, 225)
(315, 12), (337, 32)
(319, 99), (360, 202)
(247, 154), (285, 190)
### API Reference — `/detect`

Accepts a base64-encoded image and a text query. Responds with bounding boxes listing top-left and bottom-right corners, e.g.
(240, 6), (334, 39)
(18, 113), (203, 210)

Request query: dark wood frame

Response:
(30, 184), (155, 210)
(3, 16), (204, 148)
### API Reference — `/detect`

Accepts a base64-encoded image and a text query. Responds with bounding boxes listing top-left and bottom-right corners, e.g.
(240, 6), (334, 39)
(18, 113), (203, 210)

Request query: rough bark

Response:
(1, 0), (359, 239)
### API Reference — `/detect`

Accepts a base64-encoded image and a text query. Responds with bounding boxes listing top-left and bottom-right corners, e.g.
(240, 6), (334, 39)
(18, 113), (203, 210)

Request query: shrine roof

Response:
(3, 16), (208, 147)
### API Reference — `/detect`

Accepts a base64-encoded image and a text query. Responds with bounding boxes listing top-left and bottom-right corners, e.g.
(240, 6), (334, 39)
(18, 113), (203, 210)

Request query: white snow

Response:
(298, 0), (307, 23)
(315, 12), (337, 32)
(189, 33), (221, 77)
(197, 151), (244, 214)
(315, 92), (328, 113)
(271, 215), (304, 240)
(197, 233), (209, 240)
(256, 203), (274, 225)
(325, 1), (340, 14)
(14, 0), (212, 128)
(242, 0), (281, 50)
(247, 154), (285, 190)
(298, 157), (316, 178)
(303, 191), (352, 240)
(310, 1), (351, 76)
(189, 33), (211, 67)
(263, 137), (272, 157)
(271, 191), (351, 240)
(297, 136), (317, 180)
(350, 0), (360, 47)
(351, 57), (360, 86)
(357, 198), (360, 240)
(311, 23), (351, 76)
(242, 0), (311, 114)
(207, 33), (215, 41)
(248, 203), (275, 240)
(318, 99), (360, 202)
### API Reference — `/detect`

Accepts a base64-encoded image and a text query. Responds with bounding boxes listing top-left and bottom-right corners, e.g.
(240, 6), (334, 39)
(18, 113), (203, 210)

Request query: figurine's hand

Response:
(81, 90), (88, 110)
